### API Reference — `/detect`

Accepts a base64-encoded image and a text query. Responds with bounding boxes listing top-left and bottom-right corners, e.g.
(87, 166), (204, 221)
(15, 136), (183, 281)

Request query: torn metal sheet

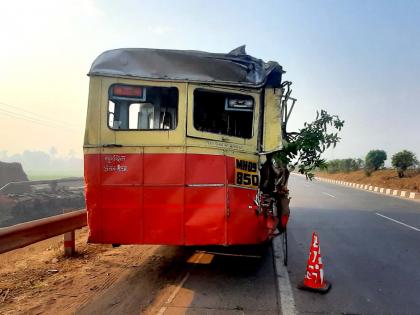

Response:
(89, 45), (284, 88)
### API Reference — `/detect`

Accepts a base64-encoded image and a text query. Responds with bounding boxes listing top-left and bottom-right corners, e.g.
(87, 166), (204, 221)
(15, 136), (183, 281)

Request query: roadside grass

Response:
(27, 171), (83, 181)
(316, 169), (420, 193)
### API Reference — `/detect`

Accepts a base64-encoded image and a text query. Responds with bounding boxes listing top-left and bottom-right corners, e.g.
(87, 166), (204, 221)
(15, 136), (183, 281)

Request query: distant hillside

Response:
(0, 161), (28, 187)
(0, 150), (83, 180)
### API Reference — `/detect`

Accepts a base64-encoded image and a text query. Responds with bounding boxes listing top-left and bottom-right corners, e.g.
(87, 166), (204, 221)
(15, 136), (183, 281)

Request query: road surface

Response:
(285, 174), (420, 315)
(76, 244), (280, 315)
(2, 174), (420, 315)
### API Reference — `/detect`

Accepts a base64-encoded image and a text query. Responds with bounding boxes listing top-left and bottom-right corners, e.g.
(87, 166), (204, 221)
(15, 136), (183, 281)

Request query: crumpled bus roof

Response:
(88, 46), (284, 88)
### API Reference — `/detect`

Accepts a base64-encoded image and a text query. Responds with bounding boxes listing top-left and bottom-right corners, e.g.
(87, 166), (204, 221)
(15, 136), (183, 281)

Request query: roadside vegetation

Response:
(317, 149), (420, 192)
(391, 150), (419, 178)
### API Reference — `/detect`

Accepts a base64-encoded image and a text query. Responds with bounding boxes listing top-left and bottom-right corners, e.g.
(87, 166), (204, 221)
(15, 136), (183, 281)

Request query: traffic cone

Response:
(298, 232), (331, 293)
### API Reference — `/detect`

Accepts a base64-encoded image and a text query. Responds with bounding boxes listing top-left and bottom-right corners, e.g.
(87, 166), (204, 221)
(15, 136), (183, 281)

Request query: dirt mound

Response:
(0, 161), (29, 191)
(316, 169), (420, 193)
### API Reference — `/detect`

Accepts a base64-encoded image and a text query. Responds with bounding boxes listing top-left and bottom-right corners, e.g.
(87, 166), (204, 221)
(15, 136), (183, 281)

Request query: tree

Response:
(356, 158), (364, 169)
(326, 159), (341, 173)
(275, 109), (345, 180)
(391, 150), (418, 178)
(365, 150), (387, 175)
(326, 158), (363, 173)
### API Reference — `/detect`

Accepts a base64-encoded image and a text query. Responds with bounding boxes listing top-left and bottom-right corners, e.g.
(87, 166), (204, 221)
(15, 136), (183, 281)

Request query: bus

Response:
(84, 46), (291, 246)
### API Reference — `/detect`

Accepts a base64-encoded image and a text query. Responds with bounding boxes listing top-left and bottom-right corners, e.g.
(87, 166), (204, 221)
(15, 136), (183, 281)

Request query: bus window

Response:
(108, 85), (178, 130)
(193, 89), (254, 139)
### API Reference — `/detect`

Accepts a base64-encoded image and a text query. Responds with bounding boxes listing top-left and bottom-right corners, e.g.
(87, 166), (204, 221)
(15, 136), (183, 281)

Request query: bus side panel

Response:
(227, 187), (268, 244)
(143, 187), (184, 244)
(101, 153), (143, 185)
(184, 187), (226, 245)
(186, 154), (226, 184)
(144, 153), (185, 185)
(101, 186), (143, 243)
(100, 153), (143, 243)
(226, 155), (270, 244)
(143, 153), (185, 244)
(226, 156), (236, 184)
(84, 153), (102, 242)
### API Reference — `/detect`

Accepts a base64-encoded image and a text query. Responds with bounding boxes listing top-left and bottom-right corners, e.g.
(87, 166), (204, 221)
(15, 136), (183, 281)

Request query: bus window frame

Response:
(106, 83), (180, 132)
(98, 78), (187, 147)
(187, 84), (260, 148)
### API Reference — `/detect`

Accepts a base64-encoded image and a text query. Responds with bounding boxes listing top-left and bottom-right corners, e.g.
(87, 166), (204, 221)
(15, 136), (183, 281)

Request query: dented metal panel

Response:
(262, 88), (283, 153)
(89, 46), (283, 88)
(84, 152), (274, 245)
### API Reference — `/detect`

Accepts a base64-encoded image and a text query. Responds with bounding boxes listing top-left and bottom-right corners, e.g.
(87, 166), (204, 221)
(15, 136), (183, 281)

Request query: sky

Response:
(0, 0), (419, 161)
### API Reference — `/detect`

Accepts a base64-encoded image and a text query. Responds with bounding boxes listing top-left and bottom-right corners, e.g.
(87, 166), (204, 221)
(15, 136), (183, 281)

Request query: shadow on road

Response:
(76, 244), (279, 315)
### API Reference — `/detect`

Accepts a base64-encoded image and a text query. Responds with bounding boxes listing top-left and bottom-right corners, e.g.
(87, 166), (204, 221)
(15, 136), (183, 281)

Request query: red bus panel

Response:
(143, 187), (184, 244)
(184, 187), (226, 245)
(84, 152), (270, 245)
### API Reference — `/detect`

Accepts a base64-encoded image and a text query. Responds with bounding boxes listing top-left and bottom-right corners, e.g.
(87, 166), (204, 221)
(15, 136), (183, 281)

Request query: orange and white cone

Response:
(299, 232), (331, 293)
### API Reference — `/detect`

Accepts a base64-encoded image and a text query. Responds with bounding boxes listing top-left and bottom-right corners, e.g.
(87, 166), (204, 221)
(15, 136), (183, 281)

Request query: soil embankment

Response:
(316, 169), (420, 193)
(0, 161), (29, 192)
(0, 161), (85, 227)
(0, 228), (189, 315)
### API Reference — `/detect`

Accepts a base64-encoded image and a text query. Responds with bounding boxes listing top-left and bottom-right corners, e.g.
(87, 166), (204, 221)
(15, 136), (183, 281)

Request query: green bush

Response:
(391, 150), (418, 178)
(365, 150), (387, 174)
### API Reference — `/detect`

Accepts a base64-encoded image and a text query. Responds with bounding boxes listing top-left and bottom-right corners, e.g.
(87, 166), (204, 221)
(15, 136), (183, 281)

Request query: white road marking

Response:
(322, 192), (336, 198)
(157, 252), (204, 314)
(273, 237), (297, 315)
(375, 213), (420, 232)
(165, 272), (191, 305)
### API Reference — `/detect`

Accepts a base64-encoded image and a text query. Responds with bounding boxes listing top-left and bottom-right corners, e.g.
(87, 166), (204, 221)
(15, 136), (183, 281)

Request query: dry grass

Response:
(316, 169), (420, 193)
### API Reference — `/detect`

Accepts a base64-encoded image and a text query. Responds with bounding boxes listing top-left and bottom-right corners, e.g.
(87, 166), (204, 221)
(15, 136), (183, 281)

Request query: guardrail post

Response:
(64, 230), (75, 256)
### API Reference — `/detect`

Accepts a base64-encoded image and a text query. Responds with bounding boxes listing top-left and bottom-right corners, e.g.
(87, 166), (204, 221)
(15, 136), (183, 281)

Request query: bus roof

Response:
(88, 46), (284, 88)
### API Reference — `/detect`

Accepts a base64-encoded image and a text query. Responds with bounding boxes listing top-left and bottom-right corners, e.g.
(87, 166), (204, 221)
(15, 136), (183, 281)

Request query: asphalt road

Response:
(63, 174), (420, 315)
(76, 244), (280, 315)
(285, 174), (420, 315)
(156, 246), (280, 315)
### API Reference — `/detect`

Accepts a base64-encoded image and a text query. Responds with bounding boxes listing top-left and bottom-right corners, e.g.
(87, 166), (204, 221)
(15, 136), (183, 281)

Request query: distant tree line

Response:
(325, 158), (364, 173)
(325, 149), (419, 178)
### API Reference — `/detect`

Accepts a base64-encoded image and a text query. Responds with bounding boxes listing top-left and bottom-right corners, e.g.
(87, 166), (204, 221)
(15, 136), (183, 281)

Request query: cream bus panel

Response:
(262, 88), (283, 153)
(84, 77), (102, 146)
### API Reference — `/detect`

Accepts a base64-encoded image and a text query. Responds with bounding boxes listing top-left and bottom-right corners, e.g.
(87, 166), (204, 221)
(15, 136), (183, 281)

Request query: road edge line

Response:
(272, 236), (297, 315)
(375, 212), (420, 232)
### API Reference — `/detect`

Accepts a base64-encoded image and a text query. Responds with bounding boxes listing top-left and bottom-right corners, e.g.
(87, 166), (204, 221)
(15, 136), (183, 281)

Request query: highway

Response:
(2, 174), (420, 314)
(79, 175), (420, 315)
(76, 245), (280, 315)
(285, 174), (420, 315)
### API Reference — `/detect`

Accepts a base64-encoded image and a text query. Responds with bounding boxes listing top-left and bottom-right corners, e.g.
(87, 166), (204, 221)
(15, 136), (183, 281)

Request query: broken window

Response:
(108, 85), (178, 130)
(193, 89), (254, 139)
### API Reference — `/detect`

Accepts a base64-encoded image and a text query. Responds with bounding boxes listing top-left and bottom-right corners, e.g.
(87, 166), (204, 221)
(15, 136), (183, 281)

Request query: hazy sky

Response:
(0, 0), (419, 160)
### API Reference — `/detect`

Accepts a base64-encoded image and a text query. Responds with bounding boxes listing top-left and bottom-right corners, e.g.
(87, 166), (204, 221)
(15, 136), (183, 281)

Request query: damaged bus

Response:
(84, 46), (294, 246)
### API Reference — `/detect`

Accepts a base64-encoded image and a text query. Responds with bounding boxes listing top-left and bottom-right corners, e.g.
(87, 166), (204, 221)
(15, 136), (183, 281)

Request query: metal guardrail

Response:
(0, 209), (87, 255)
(0, 177), (84, 193)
